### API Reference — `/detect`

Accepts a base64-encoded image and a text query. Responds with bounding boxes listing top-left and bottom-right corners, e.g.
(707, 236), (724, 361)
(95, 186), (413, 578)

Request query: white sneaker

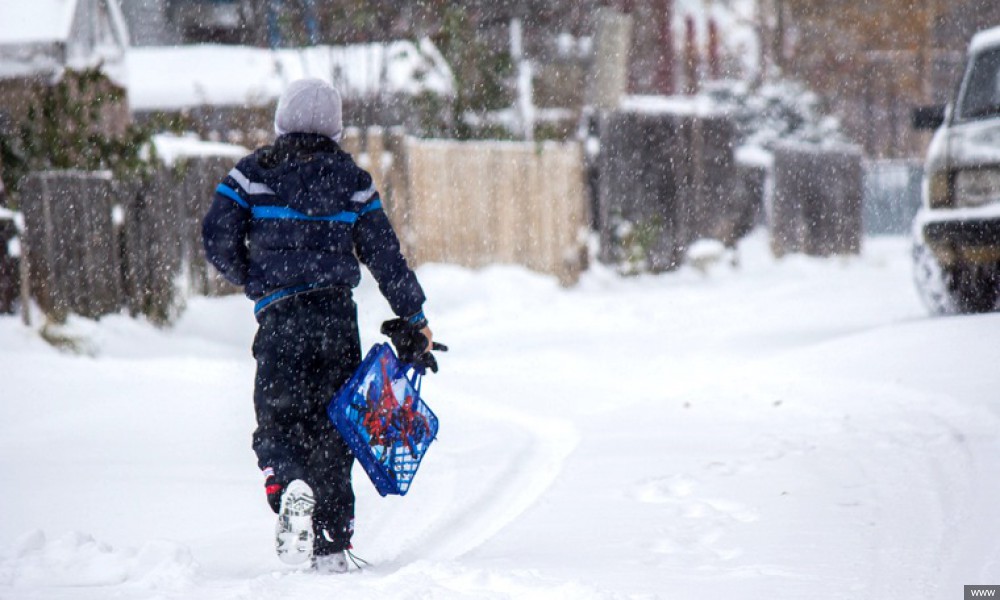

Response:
(275, 480), (315, 565)
(312, 551), (350, 574)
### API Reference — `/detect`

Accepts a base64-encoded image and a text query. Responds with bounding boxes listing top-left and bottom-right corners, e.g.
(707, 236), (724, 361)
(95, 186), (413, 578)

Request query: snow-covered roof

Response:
(126, 39), (455, 112)
(969, 25), (1000, 55)
(0, 0), (129, 83)
(0, 0), (77, 45)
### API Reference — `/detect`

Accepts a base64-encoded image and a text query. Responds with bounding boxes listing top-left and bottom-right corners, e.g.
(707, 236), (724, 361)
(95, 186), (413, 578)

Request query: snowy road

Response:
(2, 234), (999, 599)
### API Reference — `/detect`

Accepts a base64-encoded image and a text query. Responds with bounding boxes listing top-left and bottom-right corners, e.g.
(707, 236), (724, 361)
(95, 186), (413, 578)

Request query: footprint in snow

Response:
(632, 475), (759, 563)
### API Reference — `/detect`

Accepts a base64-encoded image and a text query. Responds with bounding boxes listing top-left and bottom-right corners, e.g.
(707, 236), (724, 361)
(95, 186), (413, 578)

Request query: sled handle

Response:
(393, 360), (423, 394)
(409, 368), (423, 394)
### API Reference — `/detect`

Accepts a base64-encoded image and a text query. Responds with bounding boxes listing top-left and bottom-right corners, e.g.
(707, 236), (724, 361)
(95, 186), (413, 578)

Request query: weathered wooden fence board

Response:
(735, 162), (766, 239)
(692, 116), (742, 243)
(178, 156), (242, 297)
(398, 138), (587, 284)
(15, 151), (244, 323)
(771, 143), (863, 257)
(21, 171), (122, 321)
(119, 156), (241, 322)
(0, 215), (18, 314)
(597, 109), (742, 272)
(118, 171), (182, 322)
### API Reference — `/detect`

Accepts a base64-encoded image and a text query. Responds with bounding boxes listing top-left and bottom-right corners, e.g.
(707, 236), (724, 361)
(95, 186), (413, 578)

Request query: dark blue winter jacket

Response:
(202, 133), (426, 321)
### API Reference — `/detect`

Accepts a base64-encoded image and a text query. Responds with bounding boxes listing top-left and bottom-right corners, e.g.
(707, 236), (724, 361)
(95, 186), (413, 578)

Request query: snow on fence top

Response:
(150, 133), (248, 168)
(126, 39), (454, 112)
(620, 94), (726, 118)
(970, 25), (1000, 55)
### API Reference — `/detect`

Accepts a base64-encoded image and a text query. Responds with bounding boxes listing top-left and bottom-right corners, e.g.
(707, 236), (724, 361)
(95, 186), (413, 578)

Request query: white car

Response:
(913, 25), (1000, 314)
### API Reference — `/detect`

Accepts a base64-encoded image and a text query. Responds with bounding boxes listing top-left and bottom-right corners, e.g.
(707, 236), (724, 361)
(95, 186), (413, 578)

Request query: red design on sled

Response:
(361, 354), (432, 462)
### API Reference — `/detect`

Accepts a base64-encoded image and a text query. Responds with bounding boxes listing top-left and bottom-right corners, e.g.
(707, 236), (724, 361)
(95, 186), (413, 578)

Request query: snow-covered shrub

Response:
(703, 79), (849, 150)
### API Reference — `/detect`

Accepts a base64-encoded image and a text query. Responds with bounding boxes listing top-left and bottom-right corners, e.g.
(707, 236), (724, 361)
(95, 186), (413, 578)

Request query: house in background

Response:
(0, 0), (457, 150)
(121, 0), (260, 47)
(126, 39), (456, 144)
(0, 0), (131, 133)
(119, 0), (181, 46)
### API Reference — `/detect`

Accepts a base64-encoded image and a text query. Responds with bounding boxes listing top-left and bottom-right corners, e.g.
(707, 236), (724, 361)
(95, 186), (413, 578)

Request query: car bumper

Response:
(924, 218), (1000, 245)
(917, 208), (1000, 266)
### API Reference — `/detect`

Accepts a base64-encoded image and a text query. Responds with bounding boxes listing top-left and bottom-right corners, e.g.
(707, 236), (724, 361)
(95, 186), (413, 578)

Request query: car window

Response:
(959, 47), (1000, 121)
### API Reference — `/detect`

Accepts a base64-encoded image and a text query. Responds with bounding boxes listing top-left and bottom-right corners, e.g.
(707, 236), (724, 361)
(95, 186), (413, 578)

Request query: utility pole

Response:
(772, 0), (785, 75)
(511, 17), (535, 140)
(590, 7), (633, 110)
(921, 0), (937, 102)
(708, 18), (720, 80)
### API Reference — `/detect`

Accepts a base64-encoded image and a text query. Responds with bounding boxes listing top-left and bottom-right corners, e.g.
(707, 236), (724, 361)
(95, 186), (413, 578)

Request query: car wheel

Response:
(912, 241), (958, 315)
(913, 241), (1000, 315)
(951, 264), (1000, 313)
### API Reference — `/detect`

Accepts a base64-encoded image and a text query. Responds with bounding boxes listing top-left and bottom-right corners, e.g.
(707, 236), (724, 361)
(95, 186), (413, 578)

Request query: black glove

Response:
(381, 318), (448, 373)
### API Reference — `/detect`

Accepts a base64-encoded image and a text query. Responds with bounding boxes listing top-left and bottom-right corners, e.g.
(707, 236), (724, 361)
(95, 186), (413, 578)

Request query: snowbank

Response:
(0, 530), (195, 589)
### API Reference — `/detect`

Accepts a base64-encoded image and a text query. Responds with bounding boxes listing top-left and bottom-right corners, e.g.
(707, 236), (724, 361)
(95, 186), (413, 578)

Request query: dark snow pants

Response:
(252, 287), (361, 554)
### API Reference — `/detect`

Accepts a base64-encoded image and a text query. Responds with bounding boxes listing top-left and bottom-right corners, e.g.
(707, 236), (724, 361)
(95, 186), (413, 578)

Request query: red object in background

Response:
(708, 18), (720, 80)
(684, 14), (699, 94)
(655, 0), (675, 95)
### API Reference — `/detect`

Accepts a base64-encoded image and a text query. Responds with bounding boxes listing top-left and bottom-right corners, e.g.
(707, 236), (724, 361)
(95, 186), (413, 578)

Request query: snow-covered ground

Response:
(2, 233), (999, 599)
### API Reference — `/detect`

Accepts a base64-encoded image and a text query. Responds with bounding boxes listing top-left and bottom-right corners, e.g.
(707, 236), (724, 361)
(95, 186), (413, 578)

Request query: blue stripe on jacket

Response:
(359, 198), (382, 216)
(251, 205), (359, 223)
(216, 184), (250, 209)
(254, 282), (323, 314)
(217, 184), (381, 224)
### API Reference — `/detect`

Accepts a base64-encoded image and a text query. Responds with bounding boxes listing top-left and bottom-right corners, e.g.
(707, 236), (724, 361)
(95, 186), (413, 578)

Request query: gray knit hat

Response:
(274, 78), (343, 141)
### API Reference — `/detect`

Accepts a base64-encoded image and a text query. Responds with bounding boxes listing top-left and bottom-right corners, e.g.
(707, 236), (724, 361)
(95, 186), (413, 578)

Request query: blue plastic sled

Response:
(328, 343), (439, 496)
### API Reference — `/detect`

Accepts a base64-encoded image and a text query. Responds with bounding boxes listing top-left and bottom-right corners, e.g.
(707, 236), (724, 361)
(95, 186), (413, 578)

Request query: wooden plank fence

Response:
(0, 214), (17, 314)
(396, 138), (587, 285)
(21, 171), (122, 321)
(345, 129), (589, 285)
(596, 109), (745, 272)
(117, 155), (243, 323)
(6, 130), (871, 327)
(771, 142), (863, 257)
(18, 157), (241, 324)
(13, 132), (589, 323)
(118, 172), (180, 322)
(4, 124), (870, 326)
(177, 156), (243, 297)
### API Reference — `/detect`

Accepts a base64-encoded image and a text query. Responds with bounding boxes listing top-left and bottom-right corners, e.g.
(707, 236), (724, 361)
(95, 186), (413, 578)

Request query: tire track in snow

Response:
(393, 392), (579, 563)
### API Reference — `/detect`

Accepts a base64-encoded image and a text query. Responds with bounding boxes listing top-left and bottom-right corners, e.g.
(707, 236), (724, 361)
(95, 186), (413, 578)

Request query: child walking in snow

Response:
(202, 78), (439, 572)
